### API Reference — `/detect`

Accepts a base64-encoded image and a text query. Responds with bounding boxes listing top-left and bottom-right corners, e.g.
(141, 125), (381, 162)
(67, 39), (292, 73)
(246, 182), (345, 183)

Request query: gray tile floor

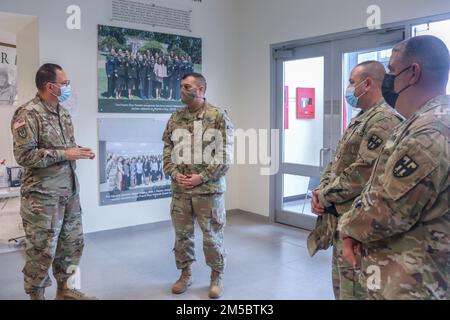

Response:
(0, 211), (333, 300)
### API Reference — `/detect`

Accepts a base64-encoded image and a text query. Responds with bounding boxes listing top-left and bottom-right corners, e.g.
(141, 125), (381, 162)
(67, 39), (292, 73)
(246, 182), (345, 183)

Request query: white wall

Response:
(236, 0), (450, 217)
(0, 0), (240, 233)
(16, 19), (40, 106)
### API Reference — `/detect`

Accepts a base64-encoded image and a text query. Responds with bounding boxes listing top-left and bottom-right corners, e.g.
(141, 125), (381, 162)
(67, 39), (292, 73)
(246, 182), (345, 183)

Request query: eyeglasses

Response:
(50, 80), (71, 86)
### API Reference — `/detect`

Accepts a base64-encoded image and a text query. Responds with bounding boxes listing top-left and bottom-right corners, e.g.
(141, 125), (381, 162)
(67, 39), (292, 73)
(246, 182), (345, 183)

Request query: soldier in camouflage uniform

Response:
(339, 35), (450, 300)
(162, 72), (234, 299)
(10, 64), (97, 300)
(307, 61), (402, 300)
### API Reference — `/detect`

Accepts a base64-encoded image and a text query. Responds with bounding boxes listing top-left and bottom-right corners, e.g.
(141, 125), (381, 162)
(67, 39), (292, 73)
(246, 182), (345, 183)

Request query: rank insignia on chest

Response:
(367, 135), (383, 150)
(393, 155), (418, 178)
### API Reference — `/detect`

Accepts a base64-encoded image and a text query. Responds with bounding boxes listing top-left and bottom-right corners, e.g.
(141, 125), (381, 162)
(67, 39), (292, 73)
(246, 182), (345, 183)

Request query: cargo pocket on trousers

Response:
(170, 194), (181, 216)
(211, 208), (225, 226)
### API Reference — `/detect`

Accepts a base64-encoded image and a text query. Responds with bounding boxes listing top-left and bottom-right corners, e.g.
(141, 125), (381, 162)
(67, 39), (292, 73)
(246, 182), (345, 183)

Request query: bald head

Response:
(393, 35), (449, 88)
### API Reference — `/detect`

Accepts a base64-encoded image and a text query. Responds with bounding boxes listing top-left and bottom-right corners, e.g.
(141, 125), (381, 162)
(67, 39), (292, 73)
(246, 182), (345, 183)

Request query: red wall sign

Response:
(296, 87), (315, 119)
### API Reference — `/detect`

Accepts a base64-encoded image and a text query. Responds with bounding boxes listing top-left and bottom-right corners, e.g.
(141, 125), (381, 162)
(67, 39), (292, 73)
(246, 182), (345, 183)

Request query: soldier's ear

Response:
(365, 77), (372, 90)
(410, 63), (422, 85)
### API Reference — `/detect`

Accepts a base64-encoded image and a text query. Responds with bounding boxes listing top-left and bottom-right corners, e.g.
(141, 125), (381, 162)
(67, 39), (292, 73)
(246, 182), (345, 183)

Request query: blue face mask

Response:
(345, 79), (367, 108)
(51, 83), (72, 103)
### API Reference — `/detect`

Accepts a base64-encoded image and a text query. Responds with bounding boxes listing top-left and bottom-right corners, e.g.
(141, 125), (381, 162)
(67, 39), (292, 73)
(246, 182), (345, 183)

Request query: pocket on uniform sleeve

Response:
(212, 208), (226, 225)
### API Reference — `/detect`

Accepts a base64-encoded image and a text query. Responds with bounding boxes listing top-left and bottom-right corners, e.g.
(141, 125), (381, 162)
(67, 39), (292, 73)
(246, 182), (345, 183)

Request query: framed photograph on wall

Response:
(97, 24), (202, 113)
(0, 42), (17, 106)
(98, 117), (172, 206)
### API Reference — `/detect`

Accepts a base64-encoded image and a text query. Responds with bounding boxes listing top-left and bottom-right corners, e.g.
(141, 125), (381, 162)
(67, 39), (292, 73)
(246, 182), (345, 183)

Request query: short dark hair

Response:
(355, 60), (386, 83)
(182, 72), (207, 90)
(35, 63), (62, 90)
(396, 35), (450, 87)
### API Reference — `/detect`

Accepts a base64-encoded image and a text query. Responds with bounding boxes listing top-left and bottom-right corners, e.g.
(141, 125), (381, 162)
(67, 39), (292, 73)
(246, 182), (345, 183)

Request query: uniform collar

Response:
(184, 99), (208, 120)
(395, 94), (449, 135)
(35, 94), (60, 115)
(348, 98), (385, 127)
(413, 94), (449, 117)
(358, 97), (385, 119)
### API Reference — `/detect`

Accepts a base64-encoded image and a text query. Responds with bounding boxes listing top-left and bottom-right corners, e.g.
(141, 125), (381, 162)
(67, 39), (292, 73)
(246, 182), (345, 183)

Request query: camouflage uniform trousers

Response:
(332, 232), (366, 300)
(171, 192), (226, 273)
(22, 193), (84, 294)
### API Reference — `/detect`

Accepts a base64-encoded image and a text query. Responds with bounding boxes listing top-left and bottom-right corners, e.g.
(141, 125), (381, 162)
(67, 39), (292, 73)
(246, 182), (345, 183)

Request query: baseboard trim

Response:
(87, 209), (270, 236)
(86, 219), (173, 237)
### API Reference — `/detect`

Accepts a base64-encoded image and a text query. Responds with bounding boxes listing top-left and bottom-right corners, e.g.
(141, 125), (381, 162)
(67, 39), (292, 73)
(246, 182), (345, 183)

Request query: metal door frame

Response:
(274, 41), (332, 229)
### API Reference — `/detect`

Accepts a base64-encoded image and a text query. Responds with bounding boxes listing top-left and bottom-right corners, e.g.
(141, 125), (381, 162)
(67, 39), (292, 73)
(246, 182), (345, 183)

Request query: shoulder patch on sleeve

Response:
(17, 126), (27, 139)
(383, 134), (440, 200)
(13, 119), (26, 130)
(393, 155), (418, 178)
(13, 117), (28, 139)
(367, 135), (383, 150)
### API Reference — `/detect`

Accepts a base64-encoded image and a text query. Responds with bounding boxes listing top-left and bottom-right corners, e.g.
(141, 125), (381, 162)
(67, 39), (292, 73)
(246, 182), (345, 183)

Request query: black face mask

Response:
(382, 65), (412, 108)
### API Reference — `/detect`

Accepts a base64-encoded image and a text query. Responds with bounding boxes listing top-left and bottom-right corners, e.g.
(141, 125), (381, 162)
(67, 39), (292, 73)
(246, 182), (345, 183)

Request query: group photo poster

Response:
(97, 24), (202, 113)
(98, 117), (172, 206)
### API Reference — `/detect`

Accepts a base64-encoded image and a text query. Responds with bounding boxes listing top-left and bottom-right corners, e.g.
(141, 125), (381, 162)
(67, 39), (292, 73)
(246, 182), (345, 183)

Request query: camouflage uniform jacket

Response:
(339, 95), (450, 300)
(162, 100), (234, 195)
(307, 99), (402, 256)
(11, 95), (79, 202)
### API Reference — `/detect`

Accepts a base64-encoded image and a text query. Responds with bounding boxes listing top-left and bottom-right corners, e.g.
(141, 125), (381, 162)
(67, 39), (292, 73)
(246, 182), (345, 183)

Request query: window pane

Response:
(413, 19), (450, 94)
(283, 57), (324, 166)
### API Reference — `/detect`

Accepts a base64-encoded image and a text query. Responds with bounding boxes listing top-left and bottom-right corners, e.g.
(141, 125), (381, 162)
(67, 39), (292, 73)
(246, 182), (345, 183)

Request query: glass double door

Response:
(274, 29), (404, 230)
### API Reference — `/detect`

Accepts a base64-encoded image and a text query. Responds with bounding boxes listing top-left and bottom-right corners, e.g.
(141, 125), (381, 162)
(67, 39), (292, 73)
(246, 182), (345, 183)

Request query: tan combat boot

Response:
(29, 288), (45, 300)
(209, 270), (223, 299)
(56, 282), (98, 300)
(172, 266), (193, 294)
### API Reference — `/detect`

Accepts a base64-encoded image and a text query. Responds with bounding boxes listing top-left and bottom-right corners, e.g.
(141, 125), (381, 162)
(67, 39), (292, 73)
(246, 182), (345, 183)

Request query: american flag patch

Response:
(13, 119), (26, 130)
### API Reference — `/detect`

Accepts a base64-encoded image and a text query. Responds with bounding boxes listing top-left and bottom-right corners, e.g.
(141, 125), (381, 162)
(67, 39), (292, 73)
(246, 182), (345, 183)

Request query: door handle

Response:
(319, 148), (331, 170)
